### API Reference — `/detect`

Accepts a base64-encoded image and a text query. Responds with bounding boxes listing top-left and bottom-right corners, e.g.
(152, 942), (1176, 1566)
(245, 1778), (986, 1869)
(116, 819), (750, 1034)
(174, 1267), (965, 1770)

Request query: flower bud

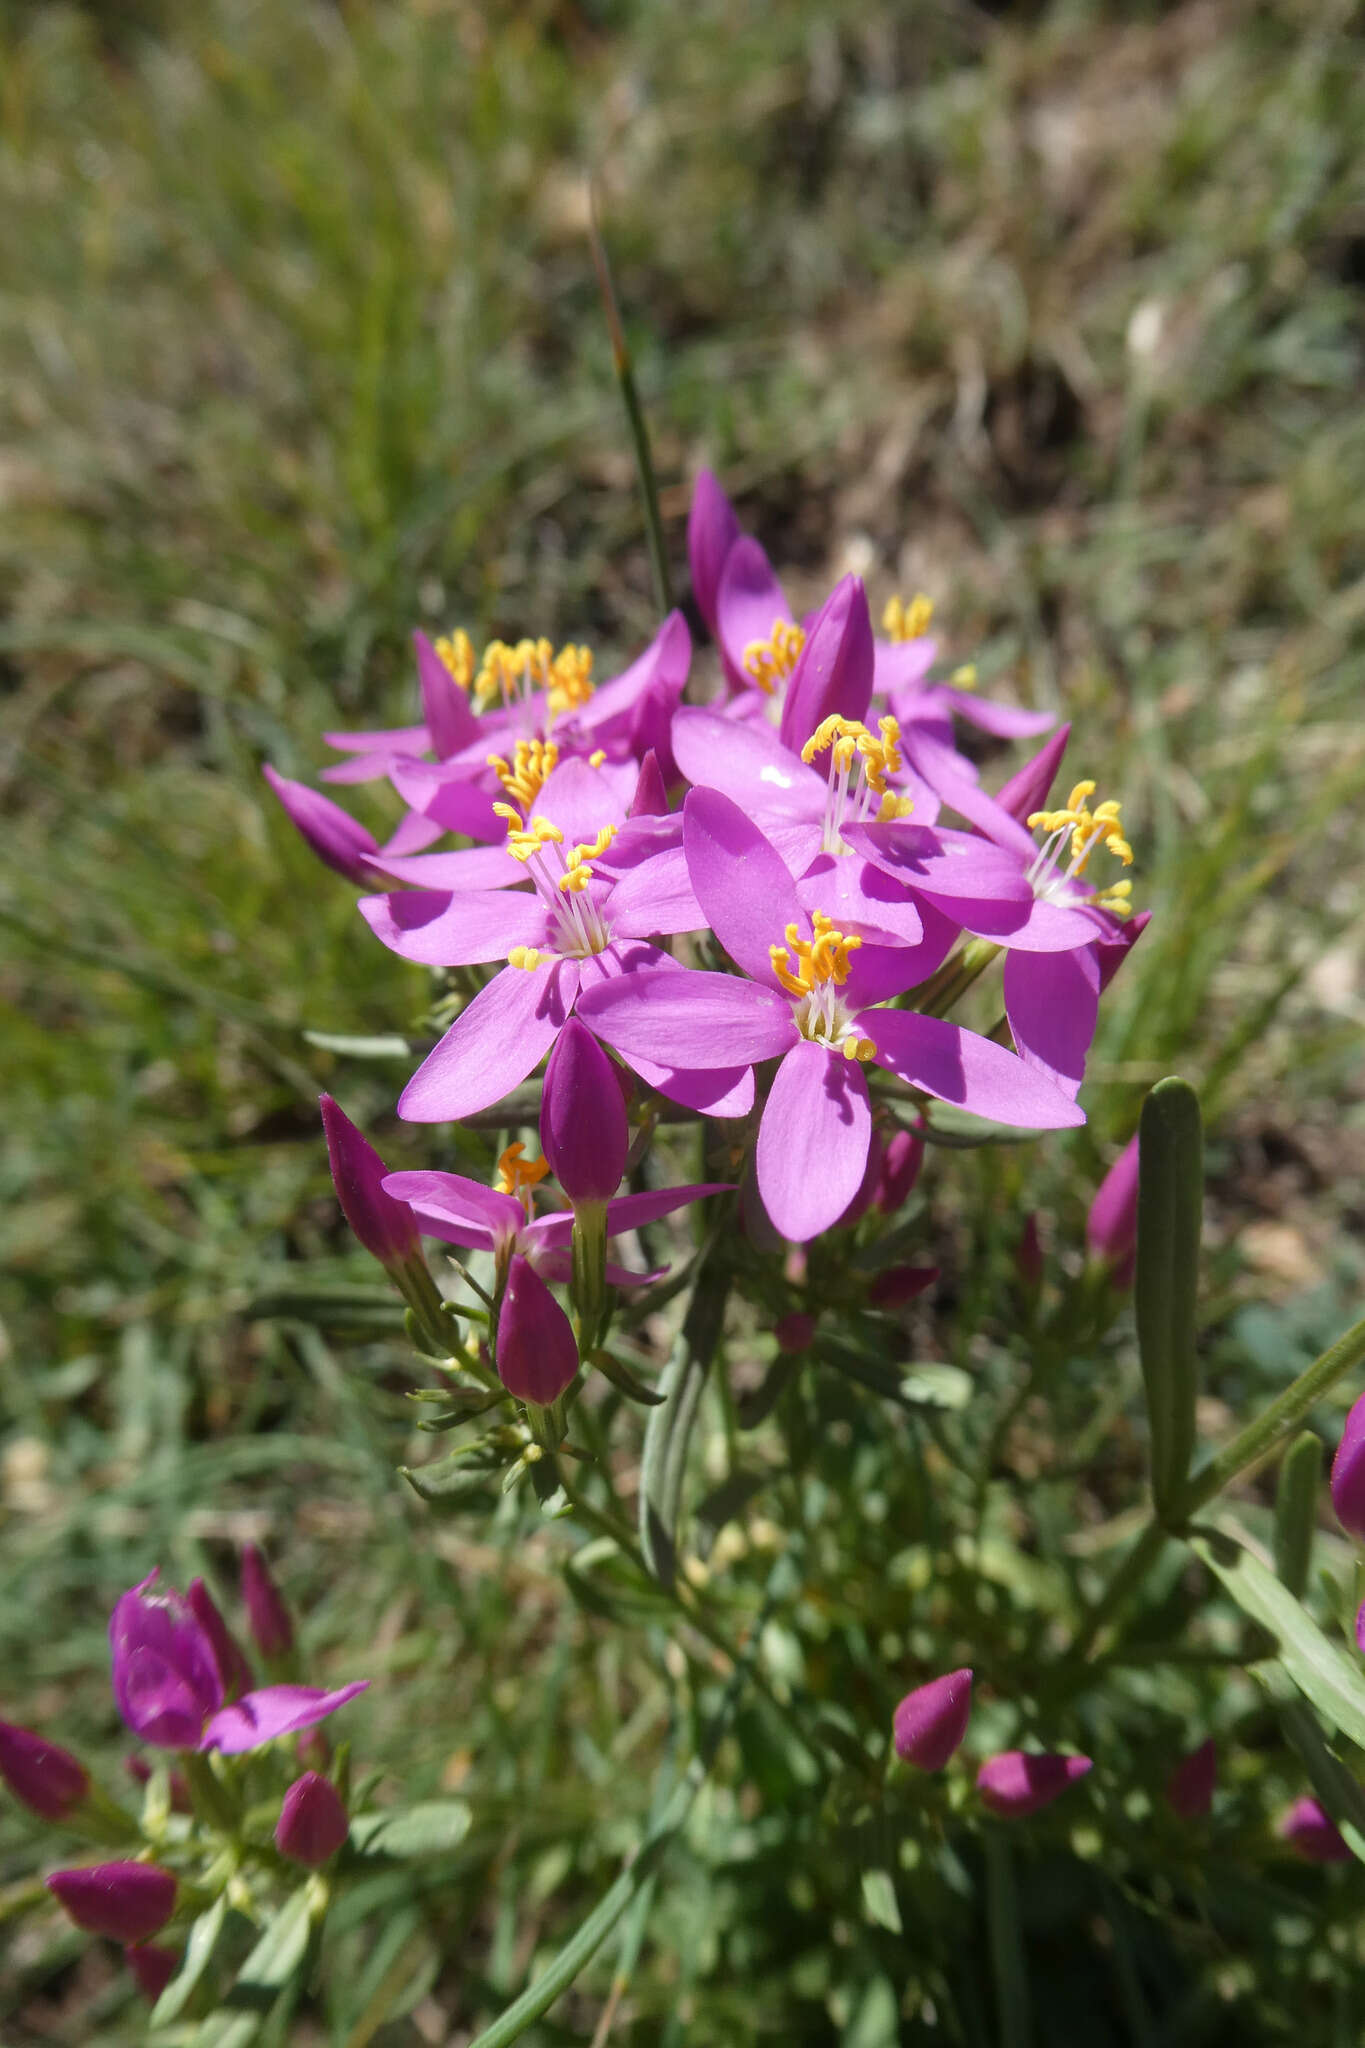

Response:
(893, 1669), (972, 1771)
(262, 766), (379, 887)
(240, 1545), (294, 1662)
(780, 575), (874, 753)
(774, 1312), (815, 1355)
(0, 1720), (89, 1821)
(1016, 1215), (1044, 1289)
(1330, 1391), (1365, 1540)
(1086, 1135), (1139, 1286)
(628, 750), (670, 819)
(1164, 1737), (1216, 1820)
(687, 468), (742, 634)
(496, 1256), (580, 1406)
(275, 1770), (350, 1867)
(125, 1944), (180, 2002)
(320, 1095), (421, 1271)
(110, 1573), (223, 1749)
(977, 1750), (1092, 1818)
(540, 1020), (628, 1203)
(186, 1580), (253, 1701)
(1356, 1600), (1365, 1656)
(875, 1130), (923, 1213)
(47, 1861), (177, 1943)
(869, 1265), (936, 1311)
(1280, 1796), (1351, 1863)
(413, 630), (474, 761)
(994, 725), (1072, 826)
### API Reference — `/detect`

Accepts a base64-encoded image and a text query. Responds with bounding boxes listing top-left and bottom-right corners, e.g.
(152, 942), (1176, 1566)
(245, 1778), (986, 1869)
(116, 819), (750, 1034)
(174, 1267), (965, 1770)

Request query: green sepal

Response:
(1273, 1430), (1322, 1599)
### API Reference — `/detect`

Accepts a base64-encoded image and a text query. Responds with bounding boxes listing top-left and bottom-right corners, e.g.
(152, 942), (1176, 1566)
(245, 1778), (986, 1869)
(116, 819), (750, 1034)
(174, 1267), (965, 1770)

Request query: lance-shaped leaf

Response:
(1191, 1529), (1365, 1749)
(193, 1882), (317, 2048)
(149, 1892), (228, 2027)
(349, 1801), (472, 1860)
(1135, 1078), (1202, 1522)
(1274, 1431), (1322, 1600)
(639, 1240), (730, 1588)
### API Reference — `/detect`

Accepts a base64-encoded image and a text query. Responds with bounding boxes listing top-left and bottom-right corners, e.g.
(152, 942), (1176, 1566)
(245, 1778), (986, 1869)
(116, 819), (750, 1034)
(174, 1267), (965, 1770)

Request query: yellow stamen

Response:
(507, 946), (543, 971)
(876, 790), (915, 823)
(496, 1142), (551, 1199)
(742, 616), (806, 694)
(841, 1035), (877, 1062)
(435, 629), (475, 689)
(487, 737), (559, 813)
(588, 748), (606, 768)
(1095, 878), (1133, 919)
(558, 823), (619, 894)
(950, 663), (977, 691)
(801, 714), (903, 795)
(498, 811), (564, 863)
(769, 910), (862, 998)
(546, 644), (595, 720)
(1028, 780), (1133, 873)
(882, 593), (934, 643)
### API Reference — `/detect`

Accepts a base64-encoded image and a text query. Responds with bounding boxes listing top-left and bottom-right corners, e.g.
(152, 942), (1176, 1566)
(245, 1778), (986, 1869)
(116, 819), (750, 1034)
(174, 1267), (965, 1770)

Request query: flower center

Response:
(770, 911), (876, 1059)
(497, 810), (617, 960)
(496, 1143), (550, 1221)
(436, 629), (476, 688)
(488, 737), (559, 813)
(881, 592), (934, 642)
(742, 616), (806, 694)
(800, 715), (913, 853)
(1026, 779), (1134, 913)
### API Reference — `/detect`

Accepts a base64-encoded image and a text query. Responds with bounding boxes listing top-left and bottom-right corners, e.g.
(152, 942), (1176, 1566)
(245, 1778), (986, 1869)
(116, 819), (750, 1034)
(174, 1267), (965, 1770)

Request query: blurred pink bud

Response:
(628, 750), (670, 819)
(320, 1095), (421, 1271)
(1355, 1600), (1365, 1655)
(1331, 1392), (1365, 1540)
(0, 1720), (88, 1822)
(977, 1751), (1092, 1818)
(262, 766), (379, 886)
(875, 1130), (923, 1213)
(496, 1256), (579, 1405)
(1087, 1135), (1139, 1285)
(47, 1862), (177, 1943)
(240, 1545), (294, 1661)
(1281, 1796), (1351, 1863)
(540, 1020), (628, 1203)
(1017, 1215), (1044, 1288)
(186, 1580), (253, 1701)
(687, 468), (742, 634)
(774, 1313), (815, 1355)
(1165, 1738), (1216, 1820)
(994, 725), (1072, 826)
(869, 1265), (936, 1311)
(275, 1771), (349, 1867)
(126, 1944), (180, 2002)
(893, 1669), (972, 1770)
(413, 631), (475, 760)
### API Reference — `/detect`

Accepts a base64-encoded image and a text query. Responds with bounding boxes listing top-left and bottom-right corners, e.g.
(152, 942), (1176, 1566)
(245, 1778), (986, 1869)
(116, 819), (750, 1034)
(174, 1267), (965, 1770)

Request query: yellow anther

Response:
(546, 644), (595, 719)
(802, 715), (866, 766)
(769, 911), (862, 998)
(435, 629), (475, 689)
(487, 737), (559, 813)
(876, 790), (915, 823)
(1095, 878), (1133, 918)
(496, 1142), (551, 1199)
(841, 1035), (877, 1062)
(950, 663), (977, 691)
(801, 714), (902, 795)
(588, 749), (606, 768)
(1028, 779), (1132, 873)
(882, 593), (934, 642)
(557, 823), (619, 894)
(507, 946), (544, 971)
(742, 616), (806, 694)
(500, 812), (564, 863)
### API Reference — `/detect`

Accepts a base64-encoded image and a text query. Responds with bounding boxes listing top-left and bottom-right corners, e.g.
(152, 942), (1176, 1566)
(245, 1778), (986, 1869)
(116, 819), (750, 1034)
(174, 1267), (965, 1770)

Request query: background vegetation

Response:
(1, 0), (1363, 2040)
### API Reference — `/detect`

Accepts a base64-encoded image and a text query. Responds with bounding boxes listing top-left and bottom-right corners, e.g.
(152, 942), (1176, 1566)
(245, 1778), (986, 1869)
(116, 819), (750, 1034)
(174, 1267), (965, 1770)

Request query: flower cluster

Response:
(270, 472), (1149, 1426)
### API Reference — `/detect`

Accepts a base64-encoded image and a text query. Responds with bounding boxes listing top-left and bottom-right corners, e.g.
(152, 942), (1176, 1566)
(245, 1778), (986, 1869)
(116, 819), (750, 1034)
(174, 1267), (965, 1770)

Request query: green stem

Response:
(1177, 1310), (1365, 1520)
(913, 939), (1002, 1020)
(1062, 1519), (1168, 1669)
(588, 188), (672, 617)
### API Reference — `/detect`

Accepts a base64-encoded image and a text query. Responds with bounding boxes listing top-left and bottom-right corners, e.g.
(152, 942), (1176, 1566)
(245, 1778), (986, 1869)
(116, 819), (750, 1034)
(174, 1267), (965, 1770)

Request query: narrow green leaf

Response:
(246, 1286), (406, 1333)
(860, 1867), (902, 1935)
(1273, 1431), (1322, 1600)
(1191, 1530), (1365, 1748)
(302, 1031), (417, 1059)
(639, 1241), (730, 1588)
(1280, 1699), (1365, 1866)
(983, 1833), (1032, 2048)
(349, 1800), (472, 1860)
(1135, 1077), (1202, 1521)
(193, 1884), (316, 2048)
(150, 1892), (228, 2027)
(591, 1347), (666, 1406)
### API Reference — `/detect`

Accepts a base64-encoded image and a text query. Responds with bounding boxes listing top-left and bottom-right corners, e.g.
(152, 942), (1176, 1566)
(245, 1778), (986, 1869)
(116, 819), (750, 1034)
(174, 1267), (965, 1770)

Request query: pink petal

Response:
(993, 723), (1072, 827)
(400, 961), (578, 1122)
(873, 636), (937, 695)
(671, 708), (824, 822)
(413, 631), (478, 759)
(794, 854), (924, 947)
(755, 1042), (872, 1242)
(365, 844), (520, 889)
(381, 1169), (522, 1251)
(602, 1184), (734, 1233)
(843, 822), (1033, 907)
(860, 1010), (1086, 1130)
(779, 575), (875, 752)
(324, 723), (425, 755)
(380, 809), (447, 857)
(203, 1682), (369, 1756)
(943, 688), (1055, 739)
(358, 889), (545, 967)
(578, 965), (795, 1069)
(604, 844), (705, 936)
(688, 469), (743, 632)
(1003, 945), (1100, 1098)
(536, 755), (631, 849)
(715, 537), (793, 688)
(683, 788), (804, 988)
(622, 1052), (756, 1117)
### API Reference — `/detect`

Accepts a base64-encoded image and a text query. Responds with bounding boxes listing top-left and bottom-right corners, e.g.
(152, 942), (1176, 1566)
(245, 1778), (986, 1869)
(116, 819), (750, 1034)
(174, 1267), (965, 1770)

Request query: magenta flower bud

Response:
(1086, 1135), (1139, 1286)
(320, 1094), (421, 1271)
(0, 1720), (89, 1821)
(893, 1668), (973, 1770)
(1165, 1738), (1216, 1820)
(186, 1580), (253, 1701)
(780, 575), (874, 754)
(110, 1573), (224, 1749)
(1017, 1215), (1044, 1288)
(994, 725), (1072, 826)
(1331, 1393), (1365, 1540)
(126, 1944), (180, 2002)
(496, 1256), (579, 1406)
(275, 1770), (350, 1867)
(774, 1312), (815, 1355)
(240, 1545), (294, 1661)
(869, 1265), (936, 1311)
(1281, 1796), (1351, 1863)
(1355, 1600), (1365, 1655)
(875, 1130), (923, 1213)
(628, 750), (670, 819)
(977, 1751), (1092, 1818)
(262, 766), (379, 887)
(540, 1020), (628, 1203)
(47, 1862), (177, 1943)
(687, 468), (742, 634)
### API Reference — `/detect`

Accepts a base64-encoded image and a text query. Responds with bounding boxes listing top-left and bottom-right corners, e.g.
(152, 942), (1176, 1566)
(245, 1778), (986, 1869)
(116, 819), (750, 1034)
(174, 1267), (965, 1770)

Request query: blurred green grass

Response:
(2, 0), (1365, 2039)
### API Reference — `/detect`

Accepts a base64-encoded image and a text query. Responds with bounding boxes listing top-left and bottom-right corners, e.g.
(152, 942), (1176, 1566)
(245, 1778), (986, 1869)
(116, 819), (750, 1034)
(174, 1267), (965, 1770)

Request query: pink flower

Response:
(977, 1751), (1092, 1818)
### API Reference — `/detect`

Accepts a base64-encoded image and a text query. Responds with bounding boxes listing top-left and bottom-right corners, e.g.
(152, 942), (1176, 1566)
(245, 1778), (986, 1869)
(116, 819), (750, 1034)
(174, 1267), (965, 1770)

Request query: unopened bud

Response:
(977, 1751), (1092, 1818)
(869, 1265), (936, 1311)
(262, 767), (379, 887)
(320, 1095), (421, 1271)
(275, 1771), (349, 1867)
(893, 1669), (972, 1771)
(126, 1944), (180, 2002)
(1330, 1392), (1365, 1540)
(240, 1545), (294, 1661)
(875, 1129), (923, 1213)
(47, 1861), (177, 1943)
(186, 1580), (253, 1701)
(1280, 1796), (1351, 1863)
(0, 1720), (88, 1822)
(1164, 1738), (1216, 1820)
(540, 1020), (627, 1202)
(496, 1256), (579, 1406)
(1017, 1214), (1044, 1289)
(774, 1313), (815, 1355)
(1086, 1134), (1139, 1285)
